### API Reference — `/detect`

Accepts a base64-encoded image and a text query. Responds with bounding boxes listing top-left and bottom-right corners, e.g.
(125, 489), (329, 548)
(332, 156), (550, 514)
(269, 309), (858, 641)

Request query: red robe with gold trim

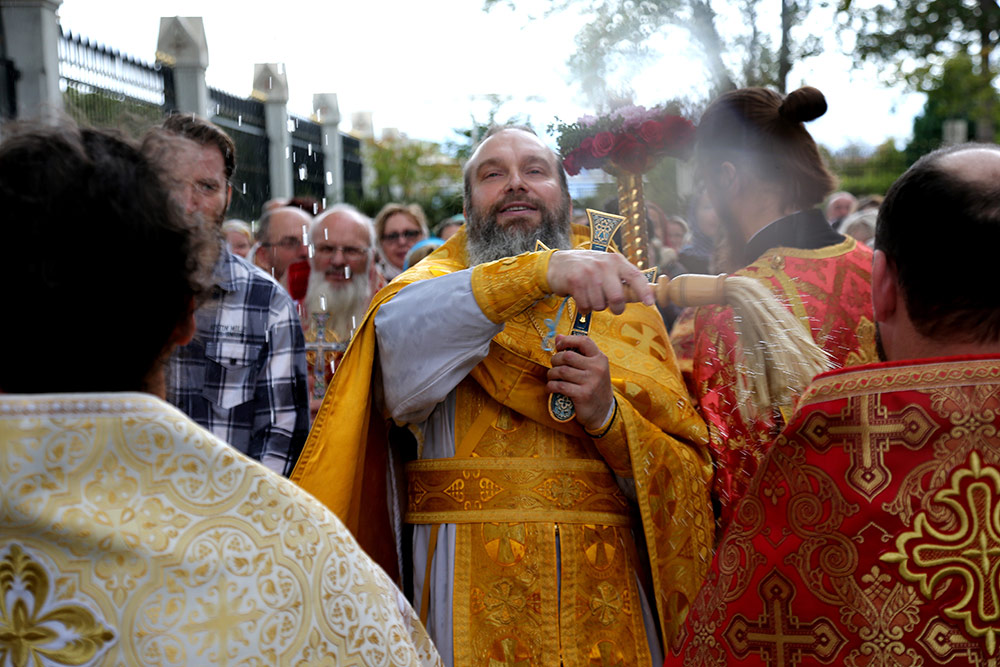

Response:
(669, 355), (1000, 665)
(671, 212), (876, 535)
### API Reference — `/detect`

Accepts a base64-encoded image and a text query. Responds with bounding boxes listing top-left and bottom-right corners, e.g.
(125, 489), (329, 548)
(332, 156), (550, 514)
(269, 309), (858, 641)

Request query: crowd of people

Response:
(2, 82), (998, 667)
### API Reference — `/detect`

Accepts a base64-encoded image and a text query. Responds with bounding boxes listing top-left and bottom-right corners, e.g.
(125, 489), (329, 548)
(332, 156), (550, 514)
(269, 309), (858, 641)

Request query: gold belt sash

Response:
(405, 457), (631, 526)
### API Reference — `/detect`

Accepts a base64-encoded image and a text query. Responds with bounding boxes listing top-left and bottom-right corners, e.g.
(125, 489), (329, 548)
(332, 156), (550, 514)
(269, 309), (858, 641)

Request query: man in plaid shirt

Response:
(149, 114), (309, 476)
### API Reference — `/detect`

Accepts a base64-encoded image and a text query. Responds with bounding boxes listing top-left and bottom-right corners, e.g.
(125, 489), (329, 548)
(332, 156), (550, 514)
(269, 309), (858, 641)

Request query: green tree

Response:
(840, 0), (1000, 140)
(484, 0), (824, 101)
(354, 135), (463, 227)
(907, 53), (1000, 160)
(826, 139), (908, 196)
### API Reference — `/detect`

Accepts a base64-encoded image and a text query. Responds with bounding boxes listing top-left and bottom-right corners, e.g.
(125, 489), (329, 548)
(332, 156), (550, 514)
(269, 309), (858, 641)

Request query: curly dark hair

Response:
(0, 120), (218, 393)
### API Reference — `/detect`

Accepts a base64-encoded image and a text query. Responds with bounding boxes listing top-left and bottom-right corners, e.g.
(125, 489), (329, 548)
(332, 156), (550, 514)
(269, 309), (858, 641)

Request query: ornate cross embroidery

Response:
(724, 569), (846, 666)
(800, 395), (934, 500)
(883, 451), (1000, 655)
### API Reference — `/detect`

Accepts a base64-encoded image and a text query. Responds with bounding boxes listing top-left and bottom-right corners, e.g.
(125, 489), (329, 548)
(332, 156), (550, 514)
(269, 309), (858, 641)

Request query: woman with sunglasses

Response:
(374, 202), (429, 281)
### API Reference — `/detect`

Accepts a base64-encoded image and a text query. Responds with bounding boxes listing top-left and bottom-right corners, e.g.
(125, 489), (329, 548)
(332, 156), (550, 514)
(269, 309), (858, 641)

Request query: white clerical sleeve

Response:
(375, 269), (503, 423)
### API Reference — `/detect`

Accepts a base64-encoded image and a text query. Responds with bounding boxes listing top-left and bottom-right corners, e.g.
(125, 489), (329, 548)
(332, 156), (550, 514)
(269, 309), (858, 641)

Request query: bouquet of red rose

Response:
(552, 105), (696, 176)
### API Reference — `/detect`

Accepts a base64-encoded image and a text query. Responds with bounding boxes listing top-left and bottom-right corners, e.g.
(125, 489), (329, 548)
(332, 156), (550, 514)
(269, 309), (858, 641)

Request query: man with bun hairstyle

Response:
(670, 143), (1000, 665)
(670, 87), (876, 538)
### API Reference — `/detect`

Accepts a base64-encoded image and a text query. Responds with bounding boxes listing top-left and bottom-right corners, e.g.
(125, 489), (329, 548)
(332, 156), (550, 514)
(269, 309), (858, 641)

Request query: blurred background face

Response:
(226, 229), (251, 257)
(664, 220), (688, 250)
(380, 213), (424, 270)
(266, 209), (311, 278)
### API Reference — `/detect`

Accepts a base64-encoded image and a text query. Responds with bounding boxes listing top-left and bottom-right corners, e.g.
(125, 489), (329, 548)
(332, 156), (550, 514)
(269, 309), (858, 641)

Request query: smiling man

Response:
(293, 126), (714, 666)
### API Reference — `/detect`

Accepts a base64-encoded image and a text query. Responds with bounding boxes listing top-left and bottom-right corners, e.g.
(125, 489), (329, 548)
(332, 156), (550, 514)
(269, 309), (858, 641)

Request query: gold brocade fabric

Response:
(293, 226), (714, 664)
(0, 392), (441, 667)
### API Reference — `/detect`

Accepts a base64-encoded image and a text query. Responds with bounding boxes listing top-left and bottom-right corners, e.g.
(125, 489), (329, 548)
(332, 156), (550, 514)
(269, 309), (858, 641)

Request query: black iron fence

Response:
(209, 87), (270, 221)
(58, 29), (172, 134)
(53, 28), (361, 220)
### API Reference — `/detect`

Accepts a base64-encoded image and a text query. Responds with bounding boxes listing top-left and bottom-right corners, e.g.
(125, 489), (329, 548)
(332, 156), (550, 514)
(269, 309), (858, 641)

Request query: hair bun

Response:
(778, 86), (827, 123)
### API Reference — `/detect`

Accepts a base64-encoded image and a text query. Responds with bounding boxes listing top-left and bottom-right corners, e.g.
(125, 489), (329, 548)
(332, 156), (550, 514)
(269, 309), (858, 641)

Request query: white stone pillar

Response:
(313, 93), (342, 204)
(156, 17), (209, 116)
(2, 0), (63, 120)
(254, 63), (291, 200)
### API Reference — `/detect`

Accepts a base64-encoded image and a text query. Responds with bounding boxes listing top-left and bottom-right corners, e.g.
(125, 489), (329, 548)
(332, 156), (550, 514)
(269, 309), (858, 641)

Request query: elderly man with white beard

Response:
(302, 204), (378, 411)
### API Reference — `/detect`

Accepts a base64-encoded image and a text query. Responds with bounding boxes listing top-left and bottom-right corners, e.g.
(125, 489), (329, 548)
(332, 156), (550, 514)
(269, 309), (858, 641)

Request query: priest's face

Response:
(464, 129), (571, 265)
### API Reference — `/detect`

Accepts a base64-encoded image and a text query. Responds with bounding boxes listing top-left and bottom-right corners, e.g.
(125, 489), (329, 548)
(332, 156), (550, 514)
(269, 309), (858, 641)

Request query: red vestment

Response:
(671, 217), (876, 535)
(669, 355), (1000, 665)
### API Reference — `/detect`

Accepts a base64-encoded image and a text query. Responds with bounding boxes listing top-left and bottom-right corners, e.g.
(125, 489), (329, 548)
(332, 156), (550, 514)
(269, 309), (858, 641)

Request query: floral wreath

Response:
(551, 105), (696, 176)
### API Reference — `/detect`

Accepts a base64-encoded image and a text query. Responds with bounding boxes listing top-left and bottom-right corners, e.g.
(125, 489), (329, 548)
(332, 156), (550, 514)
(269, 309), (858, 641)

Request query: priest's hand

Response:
(546, 249), (654, 315)
(547, 334), (614, 432)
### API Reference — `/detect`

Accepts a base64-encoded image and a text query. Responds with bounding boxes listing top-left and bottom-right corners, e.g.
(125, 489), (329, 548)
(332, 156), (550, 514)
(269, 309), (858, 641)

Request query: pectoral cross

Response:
(304, 311), (349, 400)
(541, 209), (656, 423)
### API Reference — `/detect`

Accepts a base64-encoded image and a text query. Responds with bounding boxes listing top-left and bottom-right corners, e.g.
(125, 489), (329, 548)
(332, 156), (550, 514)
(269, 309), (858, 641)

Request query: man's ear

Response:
(225, 183), (233, 216)
(718, 161), (738, 196)
(872, 249), (898, 323)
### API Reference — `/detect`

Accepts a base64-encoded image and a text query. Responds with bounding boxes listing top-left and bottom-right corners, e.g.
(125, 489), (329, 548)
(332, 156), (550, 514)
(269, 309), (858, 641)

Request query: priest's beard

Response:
(465, 192), (572, 266)
(304, 267), (370, 339)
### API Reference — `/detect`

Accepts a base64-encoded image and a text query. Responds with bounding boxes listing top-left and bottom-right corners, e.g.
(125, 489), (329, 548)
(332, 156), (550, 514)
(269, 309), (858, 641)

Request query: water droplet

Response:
(320, 295), (327, 311)
(308, 143), (313, 157)
(285, 146), (291, 160)
(326, 171), (333, 185)
(286, 118), (296, 133)
(324, 228), (329, 240)
(238, 114), (242, 126)
(298, 165), (307, 181)
(321, 197), (327, 209)
(215, 104), (220, 114)
(242, 183), (247, 194)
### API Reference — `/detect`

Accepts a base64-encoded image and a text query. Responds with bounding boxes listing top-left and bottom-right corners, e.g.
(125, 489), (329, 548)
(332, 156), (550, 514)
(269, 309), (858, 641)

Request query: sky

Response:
(56, 0), (925, 153)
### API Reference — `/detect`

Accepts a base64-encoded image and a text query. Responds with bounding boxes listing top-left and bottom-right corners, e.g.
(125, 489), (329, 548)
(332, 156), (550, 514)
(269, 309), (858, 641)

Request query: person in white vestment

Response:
(0, 121), (441, 667)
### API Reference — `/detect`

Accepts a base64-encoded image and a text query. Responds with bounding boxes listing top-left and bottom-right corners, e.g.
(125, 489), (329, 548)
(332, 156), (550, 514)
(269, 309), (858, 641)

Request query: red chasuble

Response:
(671, 224), (876, 536)
(669, 355), (1000, 666)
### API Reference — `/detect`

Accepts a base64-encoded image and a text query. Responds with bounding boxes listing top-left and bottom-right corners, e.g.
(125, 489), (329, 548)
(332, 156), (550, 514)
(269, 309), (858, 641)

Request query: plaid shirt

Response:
(167, 250), (309, 476)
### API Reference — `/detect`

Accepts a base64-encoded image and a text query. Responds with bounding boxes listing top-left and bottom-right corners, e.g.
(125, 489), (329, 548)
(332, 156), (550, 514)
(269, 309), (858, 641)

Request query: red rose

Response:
(580, 136), (595, 153)
(577, 146), (603, 170)
(611, 134), (650, 174)
(563, 150), (581, 176)
(591, 131), (615, 158)
(638, 119), (665, 145)
(659, 116), (696, 157)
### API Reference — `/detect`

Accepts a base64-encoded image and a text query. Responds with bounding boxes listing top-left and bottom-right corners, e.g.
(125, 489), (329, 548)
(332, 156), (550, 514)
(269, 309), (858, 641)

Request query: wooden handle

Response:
(624, 273), (728, 309)
(654, 273), (727, 309)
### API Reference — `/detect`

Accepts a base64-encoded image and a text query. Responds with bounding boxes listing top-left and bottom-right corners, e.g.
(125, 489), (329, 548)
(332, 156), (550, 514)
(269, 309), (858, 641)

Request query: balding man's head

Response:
(875, 143), (1000, 347)
(310, 205), (375, 285)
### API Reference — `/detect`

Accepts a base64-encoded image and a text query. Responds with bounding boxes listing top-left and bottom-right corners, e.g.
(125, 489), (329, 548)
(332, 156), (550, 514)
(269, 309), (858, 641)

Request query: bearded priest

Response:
(0, 121), (440, 667)
(670, 144), (1000, 664)
(293, 125), (713, 666)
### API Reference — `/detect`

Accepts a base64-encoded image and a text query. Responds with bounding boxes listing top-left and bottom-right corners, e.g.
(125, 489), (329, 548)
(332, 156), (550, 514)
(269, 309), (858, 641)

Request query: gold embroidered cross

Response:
(800, 395), (934, 500)
(724, 570), (846, 666)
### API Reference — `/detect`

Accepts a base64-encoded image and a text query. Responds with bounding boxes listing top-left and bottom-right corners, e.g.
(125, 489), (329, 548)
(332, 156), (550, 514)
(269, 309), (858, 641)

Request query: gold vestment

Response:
(0, 392), (441, 666)
(293, 227), (714, 665)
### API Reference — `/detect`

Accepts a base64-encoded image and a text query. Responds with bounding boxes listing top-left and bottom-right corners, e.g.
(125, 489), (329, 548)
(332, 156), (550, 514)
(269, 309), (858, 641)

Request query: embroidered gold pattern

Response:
(724, 570), (846, 666)
(0, 545), (115, 667)
(799, 394), (934, 500)
(883, 451), (1000, 655)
